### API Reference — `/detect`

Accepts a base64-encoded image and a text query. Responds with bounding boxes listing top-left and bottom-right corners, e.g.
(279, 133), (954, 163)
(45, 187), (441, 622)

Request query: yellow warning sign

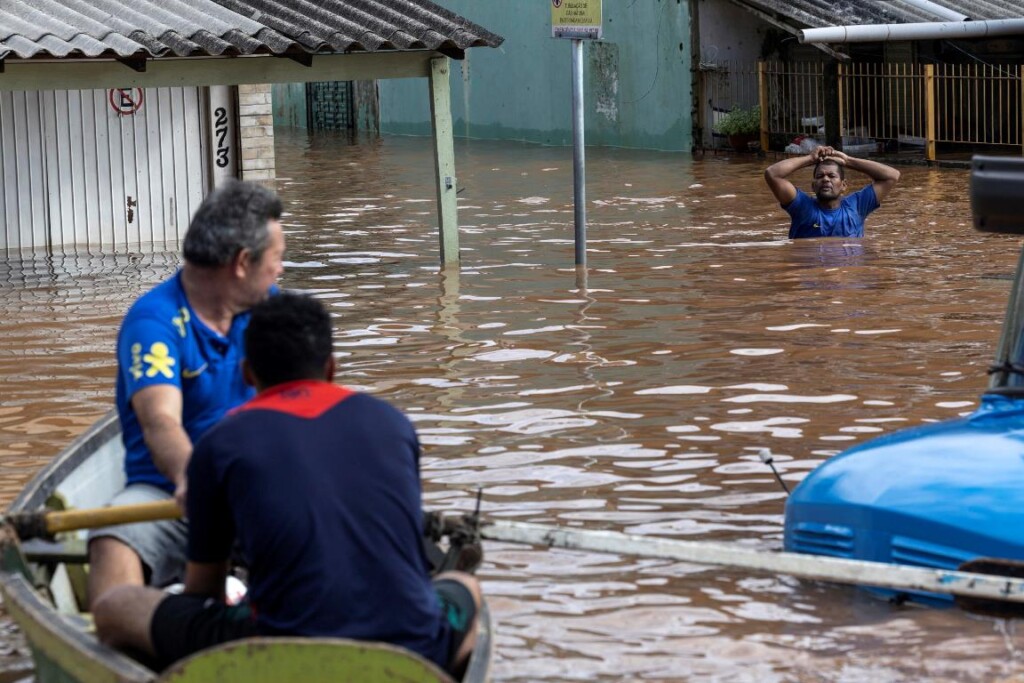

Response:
(551, 0), (602, 40)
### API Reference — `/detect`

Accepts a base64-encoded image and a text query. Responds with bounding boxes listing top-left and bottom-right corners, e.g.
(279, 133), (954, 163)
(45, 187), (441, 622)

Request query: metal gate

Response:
(0, 86), (208, 252)
(307, 81), (354, 131)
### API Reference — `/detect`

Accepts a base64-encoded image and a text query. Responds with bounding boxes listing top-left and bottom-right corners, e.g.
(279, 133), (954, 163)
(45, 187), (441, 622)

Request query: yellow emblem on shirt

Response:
(172, 307), (190, 338)
(182, 364), (208, 379)
(129, 343), (144, 380)
(143, 342), (176, 379)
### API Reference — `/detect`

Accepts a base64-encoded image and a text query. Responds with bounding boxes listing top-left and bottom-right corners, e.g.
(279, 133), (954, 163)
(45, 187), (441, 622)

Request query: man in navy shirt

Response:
(764, 146), (900, 238)
(88, 181), (285, 607)
(94, 293), (482, 678)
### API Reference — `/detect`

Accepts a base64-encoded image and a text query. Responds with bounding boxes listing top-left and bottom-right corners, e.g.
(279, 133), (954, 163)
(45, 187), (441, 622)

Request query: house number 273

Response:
(214, 107), (230, 168)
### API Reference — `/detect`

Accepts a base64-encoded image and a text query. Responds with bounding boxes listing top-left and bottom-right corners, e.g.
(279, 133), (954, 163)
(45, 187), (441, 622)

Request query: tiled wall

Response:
(238, 83), (275, 181)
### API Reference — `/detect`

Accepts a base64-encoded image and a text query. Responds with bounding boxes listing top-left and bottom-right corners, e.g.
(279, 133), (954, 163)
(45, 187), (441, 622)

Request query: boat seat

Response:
(21, 538), (88, 564)
(156, 636), (458, 683)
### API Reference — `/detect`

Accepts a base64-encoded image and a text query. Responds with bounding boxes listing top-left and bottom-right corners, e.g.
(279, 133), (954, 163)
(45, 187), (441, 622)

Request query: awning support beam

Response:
(429, 56), (459, 265)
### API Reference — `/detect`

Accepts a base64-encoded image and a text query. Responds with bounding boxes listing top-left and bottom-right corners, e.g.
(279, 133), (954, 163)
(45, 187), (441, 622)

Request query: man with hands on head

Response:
(764, 146), (901, 239)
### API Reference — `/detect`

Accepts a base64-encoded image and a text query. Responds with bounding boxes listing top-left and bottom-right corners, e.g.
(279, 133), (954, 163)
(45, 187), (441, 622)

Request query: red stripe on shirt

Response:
(233, 380), (355, 419)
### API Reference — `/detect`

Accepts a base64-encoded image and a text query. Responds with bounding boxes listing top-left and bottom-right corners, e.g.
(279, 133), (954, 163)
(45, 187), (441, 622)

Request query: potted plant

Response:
(713, 105), (761, 152)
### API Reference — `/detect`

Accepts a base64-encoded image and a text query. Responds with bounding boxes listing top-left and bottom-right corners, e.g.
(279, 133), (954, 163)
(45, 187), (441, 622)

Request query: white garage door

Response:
(0, 86), (208, 252)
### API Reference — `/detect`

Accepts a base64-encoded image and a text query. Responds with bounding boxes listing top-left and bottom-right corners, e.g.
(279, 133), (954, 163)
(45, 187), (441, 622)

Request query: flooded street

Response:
(2, 129), (1023, 681)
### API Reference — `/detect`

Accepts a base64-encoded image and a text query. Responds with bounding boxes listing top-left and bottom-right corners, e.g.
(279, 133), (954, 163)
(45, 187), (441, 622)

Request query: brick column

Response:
(238, 83), (275, 181)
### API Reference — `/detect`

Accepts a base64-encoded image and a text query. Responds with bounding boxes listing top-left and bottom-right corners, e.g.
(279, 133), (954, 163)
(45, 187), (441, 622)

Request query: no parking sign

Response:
(108, 88), (144, 116)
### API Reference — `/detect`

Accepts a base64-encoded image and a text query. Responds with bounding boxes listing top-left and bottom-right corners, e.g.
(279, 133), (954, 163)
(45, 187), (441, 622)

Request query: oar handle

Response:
(44, 500), (182, 534)
(6, 500), (183, 540)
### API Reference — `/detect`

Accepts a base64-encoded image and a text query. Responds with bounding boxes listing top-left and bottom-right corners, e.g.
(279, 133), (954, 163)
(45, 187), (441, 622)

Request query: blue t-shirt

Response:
(186, 381), (450, 668)
(115, 271), (256, 492)
(784, 184), (880, 239)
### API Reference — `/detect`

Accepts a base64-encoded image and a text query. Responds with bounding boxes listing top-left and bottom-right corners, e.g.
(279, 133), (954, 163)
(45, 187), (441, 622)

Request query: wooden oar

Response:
(6, 500), (181, 540)
(13, 505), (1024, 609)
(955, 557), (1024, 616)
(479, 520), (1024, 606)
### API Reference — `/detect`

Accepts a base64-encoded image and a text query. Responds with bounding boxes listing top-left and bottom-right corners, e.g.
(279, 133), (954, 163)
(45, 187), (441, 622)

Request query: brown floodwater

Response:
(1, 129), (1022, 681)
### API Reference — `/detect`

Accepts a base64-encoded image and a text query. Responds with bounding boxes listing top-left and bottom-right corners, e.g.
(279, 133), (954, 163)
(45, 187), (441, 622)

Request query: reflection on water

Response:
(1, 131), (1021, 680)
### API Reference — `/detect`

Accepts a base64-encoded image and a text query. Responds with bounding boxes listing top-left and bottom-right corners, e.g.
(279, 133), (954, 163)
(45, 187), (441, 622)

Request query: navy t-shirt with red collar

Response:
(185, 380), (450, 667)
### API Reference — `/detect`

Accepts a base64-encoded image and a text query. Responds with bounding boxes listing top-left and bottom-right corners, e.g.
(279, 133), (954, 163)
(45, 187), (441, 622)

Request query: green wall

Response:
(273, 82), (308, 129)
(379, 0), (693, 152)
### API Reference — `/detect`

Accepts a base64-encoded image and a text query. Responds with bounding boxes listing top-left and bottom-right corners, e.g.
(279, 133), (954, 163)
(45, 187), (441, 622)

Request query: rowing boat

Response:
(0, 410), (494, 682)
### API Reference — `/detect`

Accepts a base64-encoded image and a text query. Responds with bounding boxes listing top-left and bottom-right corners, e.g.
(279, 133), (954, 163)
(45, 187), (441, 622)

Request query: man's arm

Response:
(131, 384), (191, 508)
(764, 152), (819, 206)
(184, 560), (229, 600)
(182, 435), (233, 601)
(827, 151), (901, 203)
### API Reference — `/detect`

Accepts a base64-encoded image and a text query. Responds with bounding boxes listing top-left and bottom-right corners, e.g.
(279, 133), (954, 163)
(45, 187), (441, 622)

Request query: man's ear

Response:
(232, 248), (251, 279)
(324, 355), (336, 383)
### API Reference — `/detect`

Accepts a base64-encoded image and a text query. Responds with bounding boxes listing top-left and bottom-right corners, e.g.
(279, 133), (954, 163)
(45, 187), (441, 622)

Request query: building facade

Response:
(378, 1), (695, 152)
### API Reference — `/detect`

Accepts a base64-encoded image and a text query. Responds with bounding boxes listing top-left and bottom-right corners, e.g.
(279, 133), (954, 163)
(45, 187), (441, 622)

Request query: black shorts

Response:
(150, 594), (257, 669)
(434, 578), (478, 669)
(152, 583), (477, 673)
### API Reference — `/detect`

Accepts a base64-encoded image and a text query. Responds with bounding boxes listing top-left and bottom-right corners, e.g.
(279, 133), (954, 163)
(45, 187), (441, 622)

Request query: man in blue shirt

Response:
(94, 293), (483, 679)
(764, 146), (900, 238)
(88, 180), (286, 607)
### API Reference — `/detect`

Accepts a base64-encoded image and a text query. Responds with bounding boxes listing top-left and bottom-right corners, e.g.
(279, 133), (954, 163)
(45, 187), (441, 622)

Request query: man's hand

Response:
(174, 477), (188, 515)
(813, 146), (849, 165)
(826, 150), (849, 165)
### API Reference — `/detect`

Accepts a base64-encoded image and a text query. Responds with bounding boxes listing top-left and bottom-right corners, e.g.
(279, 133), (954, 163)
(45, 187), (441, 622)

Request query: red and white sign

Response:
(108, 88), (144, 116)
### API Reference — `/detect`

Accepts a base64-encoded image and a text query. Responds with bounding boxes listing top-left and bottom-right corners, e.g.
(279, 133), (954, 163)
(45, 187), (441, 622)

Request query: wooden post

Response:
(823, 60), (842, 150)
(758, 61), (769, 152)
(429, 56), (459, 265)
(925, 64), (937, 162)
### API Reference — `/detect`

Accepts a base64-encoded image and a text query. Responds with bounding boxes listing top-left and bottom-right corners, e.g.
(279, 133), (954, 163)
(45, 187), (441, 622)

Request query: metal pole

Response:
(571, 38), (587, 267)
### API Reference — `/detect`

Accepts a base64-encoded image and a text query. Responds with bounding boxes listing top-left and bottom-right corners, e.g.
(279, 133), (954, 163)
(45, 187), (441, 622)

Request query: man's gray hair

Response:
(182, 180), (283, 267)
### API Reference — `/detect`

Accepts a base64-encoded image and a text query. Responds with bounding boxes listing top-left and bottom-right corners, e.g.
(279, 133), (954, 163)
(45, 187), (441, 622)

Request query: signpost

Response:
(552, 0), (601, 270)
(551, 0), (602, 40)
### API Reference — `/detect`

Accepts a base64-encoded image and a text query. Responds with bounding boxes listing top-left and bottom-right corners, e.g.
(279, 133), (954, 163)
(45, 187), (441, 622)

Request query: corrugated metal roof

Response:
(0, 0), (503, 61)
(736, 0), (1024, 29)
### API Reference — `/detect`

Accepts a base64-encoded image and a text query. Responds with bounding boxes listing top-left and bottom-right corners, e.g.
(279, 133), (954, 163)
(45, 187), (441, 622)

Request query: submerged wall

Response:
(379, 0), (693, 152)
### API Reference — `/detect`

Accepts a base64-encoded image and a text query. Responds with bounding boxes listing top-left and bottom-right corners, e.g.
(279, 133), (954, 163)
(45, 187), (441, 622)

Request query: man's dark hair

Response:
(813, 159), (846, 180)
(182, 180), (283, 267)
(245, 293), (334, 388)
